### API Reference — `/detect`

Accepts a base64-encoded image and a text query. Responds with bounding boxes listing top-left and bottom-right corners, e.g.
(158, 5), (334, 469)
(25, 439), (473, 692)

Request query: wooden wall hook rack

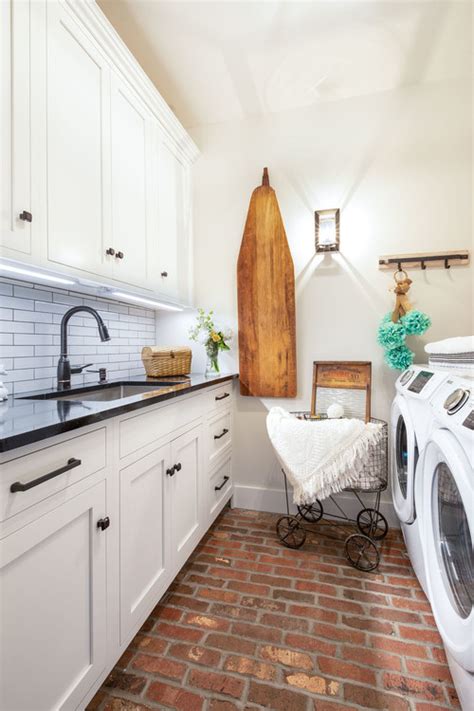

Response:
(378, 250), (470, 271)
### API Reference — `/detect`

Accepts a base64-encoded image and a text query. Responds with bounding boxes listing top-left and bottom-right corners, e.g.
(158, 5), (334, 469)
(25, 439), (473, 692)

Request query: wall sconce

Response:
(315, 208), (340, 252)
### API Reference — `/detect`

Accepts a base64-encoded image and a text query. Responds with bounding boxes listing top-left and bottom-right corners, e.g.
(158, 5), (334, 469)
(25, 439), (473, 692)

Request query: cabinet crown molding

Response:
(64, 0), (199, 164)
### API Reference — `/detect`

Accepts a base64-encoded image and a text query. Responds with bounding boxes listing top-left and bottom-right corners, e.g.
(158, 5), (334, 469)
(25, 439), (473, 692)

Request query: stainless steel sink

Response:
(20, 381), (187, 402)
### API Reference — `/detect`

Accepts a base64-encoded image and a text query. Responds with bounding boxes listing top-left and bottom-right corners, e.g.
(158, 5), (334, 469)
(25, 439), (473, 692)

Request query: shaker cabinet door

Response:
(0, 482), (107, 711)
(119, 445), (170, 644)
(44, 0), (112, 276)
(110, 75), (153, 287)
(0, 0), (32, 255)
(153, 135), (192, 303)
(169, 424), (203, 569)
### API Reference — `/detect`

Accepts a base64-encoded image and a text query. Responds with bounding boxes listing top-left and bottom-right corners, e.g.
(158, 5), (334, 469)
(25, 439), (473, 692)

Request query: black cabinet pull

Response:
(215, 393), (230, 401)
(214, 428), (229, 440)
(214, 476), (230, 491)
(10, 457), (81, 493)
(161, 271), (168, 277)
(106, 247), (115, 256)
(19, 210), (32, 222)
(115, 251), (124, 259)
(97, 517), (110, 531)
(166, 462), (182, 476)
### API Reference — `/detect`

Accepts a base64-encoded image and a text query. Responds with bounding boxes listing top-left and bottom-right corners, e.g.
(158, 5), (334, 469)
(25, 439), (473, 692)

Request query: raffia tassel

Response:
(391, 272), (413, 322)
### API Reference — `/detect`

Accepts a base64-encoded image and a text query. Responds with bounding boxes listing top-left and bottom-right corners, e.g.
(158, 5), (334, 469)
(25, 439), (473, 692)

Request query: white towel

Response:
(425, 336), (474, 355)
(266, 407), (382, 504)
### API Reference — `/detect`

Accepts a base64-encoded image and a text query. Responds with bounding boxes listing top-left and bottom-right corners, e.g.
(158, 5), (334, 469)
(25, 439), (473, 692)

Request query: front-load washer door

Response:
(421, 430), (474, 672)
(391, 397), (418, 524)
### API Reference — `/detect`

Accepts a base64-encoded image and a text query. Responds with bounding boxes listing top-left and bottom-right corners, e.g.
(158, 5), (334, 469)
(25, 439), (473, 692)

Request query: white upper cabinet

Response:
(44, 1), (111, 277)
(2, 0), (198, 303)
(0, 0), (32, 255)
(110, 75), (153, 286)
(152, 133), (193, 303)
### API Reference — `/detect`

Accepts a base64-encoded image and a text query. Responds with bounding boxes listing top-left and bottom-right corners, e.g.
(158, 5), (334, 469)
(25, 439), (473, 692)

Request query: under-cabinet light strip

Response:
(0, 263), (76, 285)
(110, 291), (183, 311)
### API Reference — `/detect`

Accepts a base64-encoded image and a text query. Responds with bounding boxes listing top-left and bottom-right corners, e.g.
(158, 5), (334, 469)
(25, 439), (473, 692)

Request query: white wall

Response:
(157, 77), (473, 520)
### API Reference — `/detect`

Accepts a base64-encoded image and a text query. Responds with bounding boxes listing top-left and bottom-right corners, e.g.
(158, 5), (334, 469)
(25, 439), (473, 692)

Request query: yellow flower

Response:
(211, 331), (221, 342)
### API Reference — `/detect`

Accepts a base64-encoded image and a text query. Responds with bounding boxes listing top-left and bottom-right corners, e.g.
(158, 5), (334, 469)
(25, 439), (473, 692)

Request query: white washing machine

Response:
(418, 375), (474, 710)
(391, 366), (449, 594)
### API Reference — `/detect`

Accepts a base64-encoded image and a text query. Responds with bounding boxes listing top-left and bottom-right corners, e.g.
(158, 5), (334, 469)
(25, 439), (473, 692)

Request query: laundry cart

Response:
(271, 412), (389, 572)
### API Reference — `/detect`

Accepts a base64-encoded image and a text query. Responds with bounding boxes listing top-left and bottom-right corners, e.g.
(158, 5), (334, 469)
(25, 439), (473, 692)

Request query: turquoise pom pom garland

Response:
(378, 310), (431, 370)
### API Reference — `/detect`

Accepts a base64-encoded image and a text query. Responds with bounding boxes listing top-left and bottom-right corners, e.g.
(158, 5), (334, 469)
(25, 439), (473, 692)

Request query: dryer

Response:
(391, 366), (448, 594)
(418, 375), (474, 710)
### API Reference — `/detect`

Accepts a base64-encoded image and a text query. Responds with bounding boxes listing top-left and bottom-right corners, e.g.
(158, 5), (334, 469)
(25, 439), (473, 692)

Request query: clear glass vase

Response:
(205, 342), (220, 377)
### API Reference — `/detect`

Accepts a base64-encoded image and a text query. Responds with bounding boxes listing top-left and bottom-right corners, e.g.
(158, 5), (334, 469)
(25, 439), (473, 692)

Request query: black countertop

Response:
(0, 373), (238, 454)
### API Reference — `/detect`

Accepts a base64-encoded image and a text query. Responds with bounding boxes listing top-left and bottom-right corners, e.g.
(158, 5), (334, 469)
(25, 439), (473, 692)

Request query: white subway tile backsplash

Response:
(15, 356), (54, 369)
(2, 321), (34, 333)
(2, 345), (34, 358)
(0, 278), (156, 394)
(0, 283), (13, 296)
(15, 310), (52, 323)
(14, 285), (53, 302)
(15, 334), (53, 346)
(2, 296), (34, 310)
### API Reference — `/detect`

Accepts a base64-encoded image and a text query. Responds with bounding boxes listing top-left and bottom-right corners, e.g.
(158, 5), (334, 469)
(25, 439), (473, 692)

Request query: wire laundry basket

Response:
(275, 414), (389, 572)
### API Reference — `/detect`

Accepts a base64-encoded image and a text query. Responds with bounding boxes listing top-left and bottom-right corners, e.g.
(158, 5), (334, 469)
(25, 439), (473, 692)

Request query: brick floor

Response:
(87, 507), (459, 711)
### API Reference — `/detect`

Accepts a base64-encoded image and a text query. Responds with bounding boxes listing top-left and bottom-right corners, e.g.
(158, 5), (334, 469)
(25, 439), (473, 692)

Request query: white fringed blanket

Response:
(266, 407), (382, 504)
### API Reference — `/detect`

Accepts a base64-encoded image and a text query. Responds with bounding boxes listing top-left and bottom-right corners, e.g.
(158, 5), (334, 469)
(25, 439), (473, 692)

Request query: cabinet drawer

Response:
(208, 410), (231, 465)
(207, 384), (233, 412)
(119, 396), (204, 459)
(209, 457), (232, 520)
(0, 428), (106, 522)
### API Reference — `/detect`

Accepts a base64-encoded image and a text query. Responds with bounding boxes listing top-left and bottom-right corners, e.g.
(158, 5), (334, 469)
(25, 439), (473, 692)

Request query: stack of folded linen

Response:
(425, 336), (474, 370)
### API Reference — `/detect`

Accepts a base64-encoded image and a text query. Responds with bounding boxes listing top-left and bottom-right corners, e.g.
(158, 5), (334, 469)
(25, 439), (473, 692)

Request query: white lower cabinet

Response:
(0, 384), (234, 710)
(119, 445), (169, 644)
(0, 481), (107, 711)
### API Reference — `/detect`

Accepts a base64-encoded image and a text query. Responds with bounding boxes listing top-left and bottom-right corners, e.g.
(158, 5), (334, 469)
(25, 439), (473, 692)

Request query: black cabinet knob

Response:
(175, 462), (182, 472)
(115, 251), (124, 259)
(97, 517), (110, 531)
(106, 247), (115, 256)
(166, 467), (175, 477)
(161, 271), (168, 277)
(19, 210), (32, 222)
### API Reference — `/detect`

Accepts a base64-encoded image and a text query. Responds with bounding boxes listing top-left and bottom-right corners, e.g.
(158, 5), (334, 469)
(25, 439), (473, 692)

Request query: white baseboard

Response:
(233, 484), (400, 529)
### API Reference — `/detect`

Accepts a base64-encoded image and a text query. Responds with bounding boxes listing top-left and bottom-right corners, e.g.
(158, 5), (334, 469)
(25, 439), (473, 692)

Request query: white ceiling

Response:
(98, 0), (472, 129)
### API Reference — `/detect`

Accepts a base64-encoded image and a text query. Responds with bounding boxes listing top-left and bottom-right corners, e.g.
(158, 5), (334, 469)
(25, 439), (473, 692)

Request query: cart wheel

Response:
(345, 533), (380, 572)
(297, 500), (323, 523)
(356, 508), (388, 540)
(276, 516), (307, 549)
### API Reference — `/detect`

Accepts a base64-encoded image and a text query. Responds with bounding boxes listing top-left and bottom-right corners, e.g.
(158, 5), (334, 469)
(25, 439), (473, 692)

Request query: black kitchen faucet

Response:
(57, 306), (110, 390)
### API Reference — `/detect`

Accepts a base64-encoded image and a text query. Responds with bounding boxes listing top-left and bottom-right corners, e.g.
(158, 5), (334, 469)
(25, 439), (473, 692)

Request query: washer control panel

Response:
(462, 410), (474, 431)
(408, 370), (434, 394)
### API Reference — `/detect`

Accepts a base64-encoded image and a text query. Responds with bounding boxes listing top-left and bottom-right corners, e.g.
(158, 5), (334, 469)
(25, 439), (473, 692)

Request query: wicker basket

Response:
(141, 346), (192, 377)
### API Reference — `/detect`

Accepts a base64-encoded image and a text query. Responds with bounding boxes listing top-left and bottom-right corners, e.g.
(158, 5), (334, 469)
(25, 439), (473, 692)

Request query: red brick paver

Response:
(88, 508), (458, 711)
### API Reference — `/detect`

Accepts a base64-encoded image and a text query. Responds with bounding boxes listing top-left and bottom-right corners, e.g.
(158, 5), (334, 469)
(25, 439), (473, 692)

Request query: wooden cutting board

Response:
(237, 168), (297, 397)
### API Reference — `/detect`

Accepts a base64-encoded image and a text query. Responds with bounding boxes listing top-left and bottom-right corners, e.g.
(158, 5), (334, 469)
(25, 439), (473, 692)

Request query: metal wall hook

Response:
(397, 261), (402, 272)
(421, 260), (426, 270)
(444, 258), (451, 269)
